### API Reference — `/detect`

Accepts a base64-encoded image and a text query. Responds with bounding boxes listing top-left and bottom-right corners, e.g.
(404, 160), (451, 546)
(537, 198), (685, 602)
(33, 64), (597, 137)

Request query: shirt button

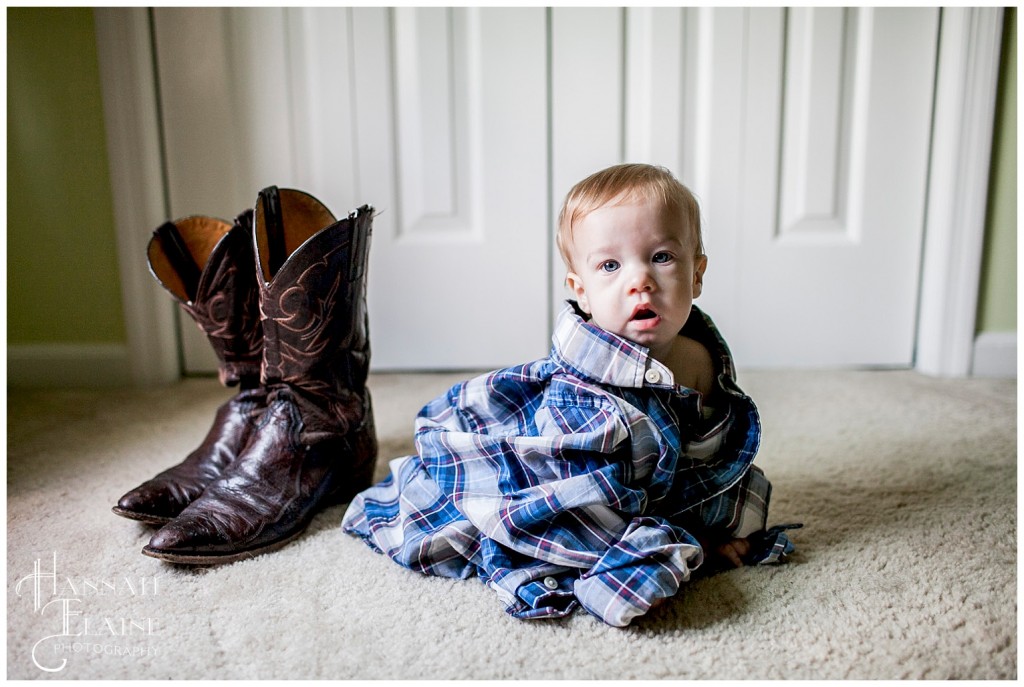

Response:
(644, 368), (662, 384)
(543, 576), (559, 590)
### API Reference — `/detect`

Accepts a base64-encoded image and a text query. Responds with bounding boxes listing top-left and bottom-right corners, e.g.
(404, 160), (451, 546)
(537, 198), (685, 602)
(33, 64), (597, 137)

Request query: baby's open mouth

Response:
(632, 308), (657, 321)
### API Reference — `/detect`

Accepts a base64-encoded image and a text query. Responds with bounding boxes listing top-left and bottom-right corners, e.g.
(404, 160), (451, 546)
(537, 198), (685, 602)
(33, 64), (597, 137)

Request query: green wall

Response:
(7, 7), (125, 345)
(977, 8), (1017, 334)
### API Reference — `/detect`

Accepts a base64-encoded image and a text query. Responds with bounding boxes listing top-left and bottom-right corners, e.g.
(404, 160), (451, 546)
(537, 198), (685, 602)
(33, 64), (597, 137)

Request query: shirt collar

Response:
(550, 301), (672, 388)
(550, 300), (737, 389)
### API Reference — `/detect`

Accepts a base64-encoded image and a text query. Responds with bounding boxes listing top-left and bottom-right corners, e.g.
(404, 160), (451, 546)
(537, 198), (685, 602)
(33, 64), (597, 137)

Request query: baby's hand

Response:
(715, 537), (751, 568)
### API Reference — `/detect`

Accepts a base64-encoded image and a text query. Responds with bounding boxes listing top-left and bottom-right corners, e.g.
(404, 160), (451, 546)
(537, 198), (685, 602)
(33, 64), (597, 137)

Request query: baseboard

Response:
(971, 331), (1017, 378)
(7, 343), (137, 388)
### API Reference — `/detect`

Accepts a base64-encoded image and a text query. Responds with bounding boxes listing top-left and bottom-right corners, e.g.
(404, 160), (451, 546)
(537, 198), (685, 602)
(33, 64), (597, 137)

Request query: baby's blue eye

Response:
(652, 252), (673, 264)
(600, 260), (620, 273)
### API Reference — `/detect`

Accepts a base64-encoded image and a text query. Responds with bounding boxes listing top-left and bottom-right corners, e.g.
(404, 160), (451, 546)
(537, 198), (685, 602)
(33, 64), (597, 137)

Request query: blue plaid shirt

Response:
(343, 302), (797, 627)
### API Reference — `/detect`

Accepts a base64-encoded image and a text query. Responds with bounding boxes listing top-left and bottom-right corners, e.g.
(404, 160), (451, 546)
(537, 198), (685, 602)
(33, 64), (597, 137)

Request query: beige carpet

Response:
(6, 370), (1017, 679)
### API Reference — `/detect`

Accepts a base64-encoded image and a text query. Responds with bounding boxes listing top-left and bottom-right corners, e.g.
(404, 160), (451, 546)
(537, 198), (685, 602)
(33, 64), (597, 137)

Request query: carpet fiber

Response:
(7, 370), (1017, 679)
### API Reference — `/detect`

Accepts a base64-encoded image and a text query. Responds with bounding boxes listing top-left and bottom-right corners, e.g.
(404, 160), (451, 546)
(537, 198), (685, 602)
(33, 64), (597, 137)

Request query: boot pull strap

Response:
(260, 186), (287, 279)
(154, 221), (201, 302)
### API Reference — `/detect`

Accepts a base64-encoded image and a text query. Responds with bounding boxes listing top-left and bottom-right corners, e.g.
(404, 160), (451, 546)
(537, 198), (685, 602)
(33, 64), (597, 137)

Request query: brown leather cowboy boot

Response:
(142, 187), (377, 564)
(112, 211), (266, 525)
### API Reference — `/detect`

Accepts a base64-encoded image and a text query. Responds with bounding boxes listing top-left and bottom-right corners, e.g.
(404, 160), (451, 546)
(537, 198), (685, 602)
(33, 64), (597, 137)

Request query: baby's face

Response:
(565, 200), (706, 363)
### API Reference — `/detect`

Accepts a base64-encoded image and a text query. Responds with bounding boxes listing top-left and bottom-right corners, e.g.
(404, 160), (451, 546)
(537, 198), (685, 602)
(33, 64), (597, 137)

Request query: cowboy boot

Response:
(112, 211), (266, 525)
(142, 187), (377, 564)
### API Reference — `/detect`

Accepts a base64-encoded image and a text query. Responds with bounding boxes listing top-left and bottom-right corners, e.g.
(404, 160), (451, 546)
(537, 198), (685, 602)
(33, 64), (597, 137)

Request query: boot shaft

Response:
(254, 187), (373, 429)
(147, 211), (263, 386)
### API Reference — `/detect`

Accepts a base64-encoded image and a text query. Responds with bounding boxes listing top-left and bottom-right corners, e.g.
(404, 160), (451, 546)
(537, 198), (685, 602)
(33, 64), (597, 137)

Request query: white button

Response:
(543, 576), (559, 590)
(644, 368), (662, 384)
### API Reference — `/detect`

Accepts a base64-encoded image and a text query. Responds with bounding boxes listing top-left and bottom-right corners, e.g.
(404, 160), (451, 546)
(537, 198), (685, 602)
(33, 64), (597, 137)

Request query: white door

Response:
(698, 8), (939, 367)
(154, 7), (939, 373)
(552, 7), (939, 368)
(153, 7), (550, 372)
(345, 8), (550, 370)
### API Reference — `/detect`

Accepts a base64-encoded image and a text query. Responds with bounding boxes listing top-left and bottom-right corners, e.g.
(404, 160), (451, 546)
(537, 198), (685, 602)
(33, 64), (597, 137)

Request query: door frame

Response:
(95, 7), (179, 387)
(96, 7), (1004, 384)
(915, 7), (1004, 376)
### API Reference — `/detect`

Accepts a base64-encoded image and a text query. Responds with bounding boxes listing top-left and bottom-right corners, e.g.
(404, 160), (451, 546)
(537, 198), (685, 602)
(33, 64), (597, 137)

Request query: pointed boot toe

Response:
(142, 511), (254, 565)
(113, 486), (178, 525)
(144, 521), (196, 555)
(140, 469), (312, 566)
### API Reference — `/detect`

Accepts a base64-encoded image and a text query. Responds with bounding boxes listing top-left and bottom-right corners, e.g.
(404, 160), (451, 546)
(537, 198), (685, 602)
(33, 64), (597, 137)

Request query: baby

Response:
(343, 163), (797, 627)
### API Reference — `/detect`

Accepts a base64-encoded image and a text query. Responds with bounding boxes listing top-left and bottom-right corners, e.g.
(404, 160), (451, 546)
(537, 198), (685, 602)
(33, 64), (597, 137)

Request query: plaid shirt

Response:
(343, 302), (797, 627)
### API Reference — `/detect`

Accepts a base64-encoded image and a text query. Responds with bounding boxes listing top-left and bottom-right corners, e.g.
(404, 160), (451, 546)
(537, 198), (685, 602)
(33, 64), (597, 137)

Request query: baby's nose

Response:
(627, 267), (655, 293)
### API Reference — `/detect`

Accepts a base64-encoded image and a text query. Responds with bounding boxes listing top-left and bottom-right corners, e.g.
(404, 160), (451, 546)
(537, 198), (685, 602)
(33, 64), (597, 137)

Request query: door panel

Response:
(733, 8), (938, 366)
(350, 8), (550, 369)
(608, 8), (938, 367)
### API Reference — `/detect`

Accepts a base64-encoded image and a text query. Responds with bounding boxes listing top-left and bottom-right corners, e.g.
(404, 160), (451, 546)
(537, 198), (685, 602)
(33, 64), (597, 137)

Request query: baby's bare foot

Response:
(715, 537), (751, 568)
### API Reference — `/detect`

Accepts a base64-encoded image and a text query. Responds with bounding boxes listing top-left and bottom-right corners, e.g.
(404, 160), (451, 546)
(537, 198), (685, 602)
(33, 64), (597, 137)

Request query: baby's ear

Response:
(693, 255), (708, 298)
(565, 272), (590, 312)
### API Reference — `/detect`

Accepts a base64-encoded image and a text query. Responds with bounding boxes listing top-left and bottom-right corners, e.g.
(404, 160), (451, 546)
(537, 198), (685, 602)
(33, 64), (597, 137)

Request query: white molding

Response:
(971, 332), (1017, 378)
(8, 344), (132, 389)
(915, 7), (1004, 377)
(624, 7), (686, 173)
(94, 8), (180, 387)
(548, 7), (627, 332)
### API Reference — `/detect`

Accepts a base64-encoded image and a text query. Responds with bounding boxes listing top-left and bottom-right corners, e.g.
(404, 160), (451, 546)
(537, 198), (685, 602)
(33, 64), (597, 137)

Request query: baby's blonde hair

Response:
(556, 163), (703, 270)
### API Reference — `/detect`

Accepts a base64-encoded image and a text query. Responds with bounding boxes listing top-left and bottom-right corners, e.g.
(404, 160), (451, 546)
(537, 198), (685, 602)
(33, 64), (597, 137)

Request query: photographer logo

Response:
(15, 553), (161, 673)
